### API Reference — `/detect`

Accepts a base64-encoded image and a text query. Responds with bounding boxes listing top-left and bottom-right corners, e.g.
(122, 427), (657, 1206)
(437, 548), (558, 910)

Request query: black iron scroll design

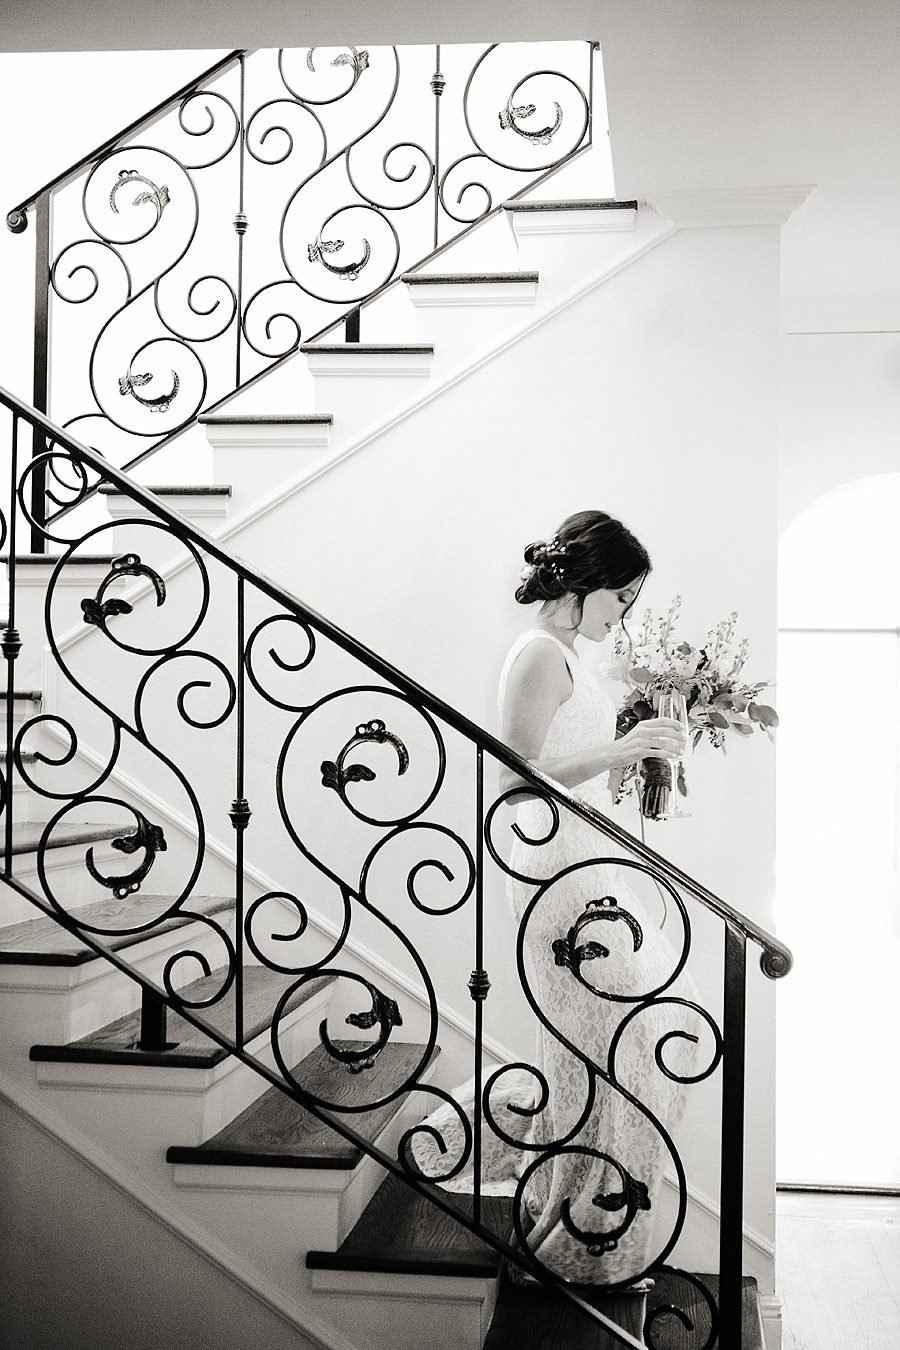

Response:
(0, 390), (793, 1349)
(8, 41), (597, 495)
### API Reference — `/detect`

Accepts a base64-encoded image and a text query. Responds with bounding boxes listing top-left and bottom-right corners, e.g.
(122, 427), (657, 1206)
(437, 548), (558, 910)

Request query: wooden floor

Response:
(777, 1190), (900, 1349)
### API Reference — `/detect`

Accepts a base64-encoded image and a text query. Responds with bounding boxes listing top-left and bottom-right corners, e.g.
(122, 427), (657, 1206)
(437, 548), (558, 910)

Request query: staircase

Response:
(1, 38), (787, 1350)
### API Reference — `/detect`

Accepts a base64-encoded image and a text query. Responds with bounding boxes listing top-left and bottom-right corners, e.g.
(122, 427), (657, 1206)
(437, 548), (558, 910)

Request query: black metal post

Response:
(344, 308), (361, 343)
(229, 575), (250, 1047)
(30, 193), (51, 554)
(719, 923), (748, 1346)
(138, 987), (170, 1051)
(467, 745), (490, 1229)
(234, 54), (248, 390)
(431, 45), (445, 250)
(3, 415), (21, 876)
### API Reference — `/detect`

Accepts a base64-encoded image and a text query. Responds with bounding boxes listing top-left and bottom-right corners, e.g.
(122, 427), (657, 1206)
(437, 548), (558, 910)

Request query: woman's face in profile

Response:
(577, 574), (645, 642)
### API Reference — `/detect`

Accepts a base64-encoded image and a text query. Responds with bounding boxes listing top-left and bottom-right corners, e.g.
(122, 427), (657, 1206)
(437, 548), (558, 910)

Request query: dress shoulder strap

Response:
(497, 629), (577, 715)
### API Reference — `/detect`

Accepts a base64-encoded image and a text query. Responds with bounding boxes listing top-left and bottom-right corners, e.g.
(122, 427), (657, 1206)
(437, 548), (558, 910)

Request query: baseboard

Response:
(759, 1293), (783, 1350)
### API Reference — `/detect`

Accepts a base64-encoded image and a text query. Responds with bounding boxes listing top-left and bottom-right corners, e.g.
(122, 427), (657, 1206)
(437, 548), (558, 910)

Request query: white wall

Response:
(0, 1090), (321, 1350)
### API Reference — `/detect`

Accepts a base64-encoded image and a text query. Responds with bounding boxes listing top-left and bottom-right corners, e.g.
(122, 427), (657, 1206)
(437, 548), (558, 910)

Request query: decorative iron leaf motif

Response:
(320, 717), (409, 805)
(551, 895), (644, 989)
(306, 46), (369, 84)
(109, 168), (170, 223)
(319, 977), (403, 1073)
(118, 368), (181, 413)
(307, 230), (371, 281)
(85, 811), (167, 900)
(498, 95), (563, 146)
(81, 552), (166, 636)
(560, 1159), (652, 1256)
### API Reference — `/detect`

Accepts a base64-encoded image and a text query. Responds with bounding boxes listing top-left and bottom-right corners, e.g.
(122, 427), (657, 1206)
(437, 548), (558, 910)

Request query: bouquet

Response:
(608, 597), (778, 819)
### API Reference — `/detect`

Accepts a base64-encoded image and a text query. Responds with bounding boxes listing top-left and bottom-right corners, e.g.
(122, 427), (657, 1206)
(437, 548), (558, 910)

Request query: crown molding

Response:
(646, 184), (816, 228)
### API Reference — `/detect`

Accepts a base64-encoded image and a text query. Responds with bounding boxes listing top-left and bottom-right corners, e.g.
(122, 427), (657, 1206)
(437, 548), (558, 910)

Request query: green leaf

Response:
(629, 666), (653, 684)
(708, 710), (730, 729)
(755, 704), (779, 727)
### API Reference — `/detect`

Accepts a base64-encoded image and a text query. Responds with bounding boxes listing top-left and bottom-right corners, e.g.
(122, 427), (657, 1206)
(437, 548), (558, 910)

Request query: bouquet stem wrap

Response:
(640, 756), (677, 820)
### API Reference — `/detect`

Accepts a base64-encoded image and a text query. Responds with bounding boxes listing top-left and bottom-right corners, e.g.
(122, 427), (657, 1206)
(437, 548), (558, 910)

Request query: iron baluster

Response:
(467, 744), (490, 1229)
(29, 193), (51, 555)
(344, 307), (361, 343)
(234, 53), (248, 389)
(3, 415), (21, 875)
(719, 923), (748, 1346)
(230, 574), (250, 1047)
(138, 987), (170, 1051)
(431, 44), (446, 250)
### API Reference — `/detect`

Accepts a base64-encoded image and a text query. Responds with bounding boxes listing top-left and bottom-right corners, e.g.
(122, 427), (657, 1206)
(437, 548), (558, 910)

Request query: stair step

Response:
(30, 966), (333, 1068)
(401, 271), (539, 285)
(0, 690), (41, 701)
(199, 414), (333, 426)
(0, 819), (127, 863)
(298, 344), (434, 356)
(0, 891), (233, 966)
(98, 484), (232, 497)
(307, 1173), (513, 1278)
(1, 554), (117, 565)
(645, 1274), (762, 1350)
(502, 198), (638, 213)
(167, 1039), (439, 1170)
(483, 1274), (646, 1349)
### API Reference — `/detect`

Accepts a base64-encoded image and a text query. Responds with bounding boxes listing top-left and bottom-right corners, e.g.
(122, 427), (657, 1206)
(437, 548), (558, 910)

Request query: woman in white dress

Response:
(411, 510), (698, 1289)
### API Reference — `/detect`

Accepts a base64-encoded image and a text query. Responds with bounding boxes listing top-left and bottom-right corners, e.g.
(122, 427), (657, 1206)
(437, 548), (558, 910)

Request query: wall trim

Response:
(646, 184), (815, 228)
(663, 1170), (775, 1261)
(760, 1293), (783, 1350)
(0, 1070), (362, 1350)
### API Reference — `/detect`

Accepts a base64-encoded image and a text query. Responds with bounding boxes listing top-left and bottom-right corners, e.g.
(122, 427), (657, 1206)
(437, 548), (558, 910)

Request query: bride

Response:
(410, 510), (699, 1288)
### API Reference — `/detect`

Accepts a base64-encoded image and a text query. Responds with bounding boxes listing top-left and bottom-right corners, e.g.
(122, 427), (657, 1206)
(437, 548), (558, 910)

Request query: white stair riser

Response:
(0, 912), (236, 1050)
(308, 1268), (500, 1350)
(407, 283), (539, 365)
(305, 354), (434, 435)
(31, 979), (334, 1146)
(506, 206), (640, 294)
(170, 1051), (441, 1253)
(209, 432), (331, 518)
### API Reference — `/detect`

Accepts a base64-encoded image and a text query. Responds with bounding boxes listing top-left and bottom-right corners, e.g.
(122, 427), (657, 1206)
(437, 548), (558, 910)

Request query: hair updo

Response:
(515, 510), (650, 608)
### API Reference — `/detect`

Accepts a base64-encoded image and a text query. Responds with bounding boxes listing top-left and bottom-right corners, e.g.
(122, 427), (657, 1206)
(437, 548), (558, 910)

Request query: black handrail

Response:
(0, 381), (792, 978)
(6, 50), (246, 232)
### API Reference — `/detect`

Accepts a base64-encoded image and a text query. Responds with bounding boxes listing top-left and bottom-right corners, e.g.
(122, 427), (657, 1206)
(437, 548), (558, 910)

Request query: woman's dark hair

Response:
(515, 510), (650, 618)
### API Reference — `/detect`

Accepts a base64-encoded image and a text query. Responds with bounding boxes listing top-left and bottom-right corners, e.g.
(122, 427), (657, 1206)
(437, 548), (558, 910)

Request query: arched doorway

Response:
(777, 473), (900, 1187)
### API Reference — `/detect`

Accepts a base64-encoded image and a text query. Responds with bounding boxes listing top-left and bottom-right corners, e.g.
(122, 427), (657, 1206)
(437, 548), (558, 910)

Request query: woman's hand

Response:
(608, 717), (687, 768)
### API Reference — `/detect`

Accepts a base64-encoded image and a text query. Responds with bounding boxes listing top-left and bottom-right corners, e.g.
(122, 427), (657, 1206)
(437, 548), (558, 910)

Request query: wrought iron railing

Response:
(6, 42), (597, 528)
(0, 385), (791, 1348)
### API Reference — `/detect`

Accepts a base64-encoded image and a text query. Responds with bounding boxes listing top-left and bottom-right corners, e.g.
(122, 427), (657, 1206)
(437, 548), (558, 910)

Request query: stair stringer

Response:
(0, 1070), (361, 1350)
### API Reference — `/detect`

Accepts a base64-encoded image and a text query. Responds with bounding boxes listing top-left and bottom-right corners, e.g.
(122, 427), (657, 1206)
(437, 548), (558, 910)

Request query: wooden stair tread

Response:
(298, 344), (434, 355)
(2, 554), (117, 564)
(30, 967), (333, 1067)
(167, 1040), (438, 1170)
(307, 1173), (513, 1277)
(199, 413), (333, 425)
(98, 483), (233, 496)
(0, 892), (233, 965)
(401, 271), (539, 284)
(0, 690), (41, 700)
(483, 1274), (646, 1349)
(647, 1273), (761, 1350)
(502, 198), (638, 212)
(2, 820), (128, 861)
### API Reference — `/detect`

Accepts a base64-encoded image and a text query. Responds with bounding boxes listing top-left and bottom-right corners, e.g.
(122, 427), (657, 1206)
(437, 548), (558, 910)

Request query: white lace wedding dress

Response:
(410, 630), (698, 1287)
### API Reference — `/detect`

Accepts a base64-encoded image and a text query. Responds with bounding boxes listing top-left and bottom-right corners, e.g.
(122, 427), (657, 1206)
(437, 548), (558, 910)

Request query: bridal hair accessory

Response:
(535, 536), (568, 583)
